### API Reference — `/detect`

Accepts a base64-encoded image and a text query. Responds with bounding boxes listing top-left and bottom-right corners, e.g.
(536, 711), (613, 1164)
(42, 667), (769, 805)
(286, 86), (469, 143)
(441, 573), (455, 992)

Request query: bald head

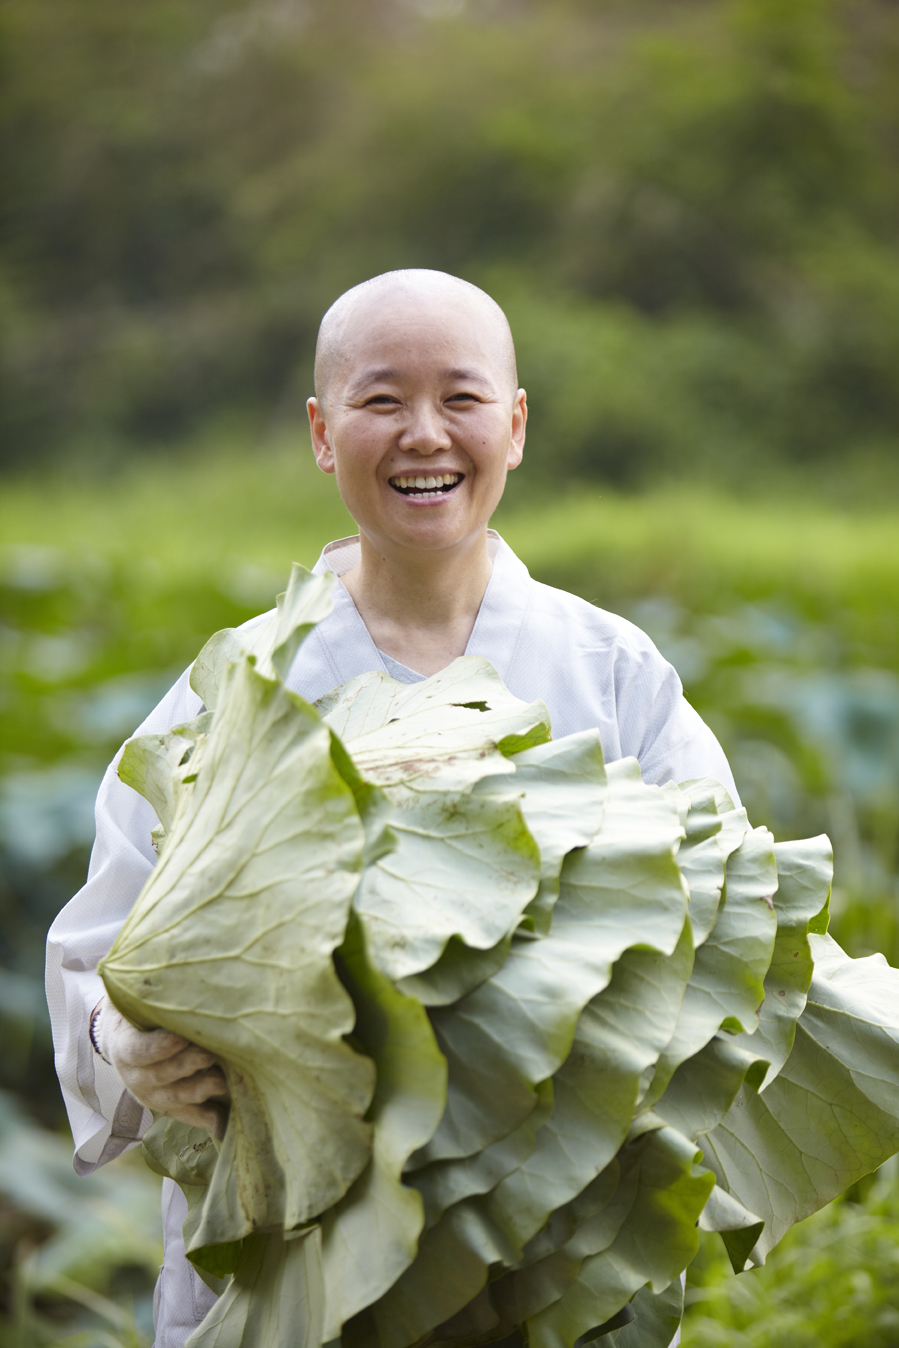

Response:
(313, 269), (518, 409)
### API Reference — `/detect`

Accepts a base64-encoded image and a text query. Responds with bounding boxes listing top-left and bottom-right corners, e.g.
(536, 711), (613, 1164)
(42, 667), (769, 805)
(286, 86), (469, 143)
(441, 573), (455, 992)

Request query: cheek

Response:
(332, 430), (385, 482)
(470, 429), (512, 474)
(334, 460), (373, 506)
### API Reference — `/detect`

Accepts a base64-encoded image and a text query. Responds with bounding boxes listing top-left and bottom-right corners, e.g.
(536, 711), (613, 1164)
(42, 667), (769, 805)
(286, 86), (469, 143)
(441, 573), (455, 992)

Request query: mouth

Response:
(389, 472), (463, 499)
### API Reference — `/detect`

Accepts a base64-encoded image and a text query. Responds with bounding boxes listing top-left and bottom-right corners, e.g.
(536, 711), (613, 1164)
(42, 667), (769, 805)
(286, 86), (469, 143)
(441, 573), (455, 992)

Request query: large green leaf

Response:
(101, 656), (373, 1246)
(388, 730), (607, 999)
(118, 712), (213, 841)
(386, 1142), (673, 1348)
(466, 1123), (710, 1346)
(369, 769), (692, 1346)
(319, 656), (551, 790)
(482, 1148), (640, 1334)
(482, 922), (695, 1253)
(382, 1144), (625, 1348)
(412, 1079), (555, 1229)
(703, 934), (899, 1266)
(484, 730), (608, 935)
(414, 761), (689, 1168)
(325, 659), (558, 984)
(558, 760), (690, 968)
(353, 780), (541, 982)
(141, 1118), (236, 1285)
(675, 778), (730, 947)
(316, 658), (517, 741)
(102, 582), (864, 1348)
(394, 931), (515, 1007)
(319, 914), (448, 1339)
(521, 1125), (713, 1348)
(369, 927), (695, 1348)
(728, 835), (832, 1085)
(186, 1229), (325, 1348)
(653, 1032), (769, 1142)
(644, 821), (777, 1108)
(607, 1276), (684, 1348)
(515, 1158), (625, 1271)
(190, 565), (336, 710)
(416, 1165), (623, 1348)
(697, 1184), (765, 1276)
(371, 1195), (519, 1348)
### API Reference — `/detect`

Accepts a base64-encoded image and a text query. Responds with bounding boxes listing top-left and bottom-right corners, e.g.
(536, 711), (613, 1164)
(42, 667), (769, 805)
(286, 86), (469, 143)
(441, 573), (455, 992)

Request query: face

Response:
(307, 293), (526, 560)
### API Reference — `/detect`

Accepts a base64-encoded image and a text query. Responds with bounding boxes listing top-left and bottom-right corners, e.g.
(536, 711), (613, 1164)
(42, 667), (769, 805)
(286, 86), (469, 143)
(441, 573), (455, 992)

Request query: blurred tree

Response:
(1, 0), (898, 483)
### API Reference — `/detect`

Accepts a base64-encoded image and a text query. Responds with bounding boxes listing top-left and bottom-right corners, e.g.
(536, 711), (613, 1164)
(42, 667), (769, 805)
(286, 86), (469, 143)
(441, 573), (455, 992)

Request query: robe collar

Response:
(309, 529), (534, 687)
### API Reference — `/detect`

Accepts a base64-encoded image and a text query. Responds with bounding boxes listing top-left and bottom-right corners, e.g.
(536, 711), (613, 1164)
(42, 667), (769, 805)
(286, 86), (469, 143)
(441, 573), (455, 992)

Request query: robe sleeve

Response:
(45, 666), (203, 1173)
(619, 650), (739, 803)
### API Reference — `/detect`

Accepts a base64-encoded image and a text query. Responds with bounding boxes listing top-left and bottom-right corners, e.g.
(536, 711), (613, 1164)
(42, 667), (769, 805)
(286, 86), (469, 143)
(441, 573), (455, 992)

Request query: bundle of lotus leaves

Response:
(99, 566), (899, 1348)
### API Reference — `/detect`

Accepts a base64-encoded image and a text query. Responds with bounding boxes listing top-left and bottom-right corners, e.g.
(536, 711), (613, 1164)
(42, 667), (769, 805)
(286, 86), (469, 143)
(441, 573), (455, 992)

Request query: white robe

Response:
(46, 532), (732, 1345)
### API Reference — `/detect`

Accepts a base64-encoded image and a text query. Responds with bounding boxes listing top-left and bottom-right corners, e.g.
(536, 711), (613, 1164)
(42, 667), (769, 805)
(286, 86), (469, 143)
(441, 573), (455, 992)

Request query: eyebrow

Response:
(444, 367), (492, 385)
(349, 367), (399, 389)
(346, 365), (495, 396)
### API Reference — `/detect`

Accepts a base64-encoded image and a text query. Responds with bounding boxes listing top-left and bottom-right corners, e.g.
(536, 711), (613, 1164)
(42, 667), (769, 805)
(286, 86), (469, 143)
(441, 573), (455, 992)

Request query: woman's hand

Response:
(91, 993), (229, 1140)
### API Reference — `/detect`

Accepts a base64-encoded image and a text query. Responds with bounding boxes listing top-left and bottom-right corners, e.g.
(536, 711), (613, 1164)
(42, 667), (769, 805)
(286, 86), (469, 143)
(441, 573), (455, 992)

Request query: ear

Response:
(507, 388), (527, 471)
(307, 397), (336, 474)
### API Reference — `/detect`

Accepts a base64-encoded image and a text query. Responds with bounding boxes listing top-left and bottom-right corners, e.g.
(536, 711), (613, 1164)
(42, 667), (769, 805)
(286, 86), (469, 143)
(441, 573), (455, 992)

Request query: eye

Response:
(364, 394), (400, 407)
(446, 391), (479, 405)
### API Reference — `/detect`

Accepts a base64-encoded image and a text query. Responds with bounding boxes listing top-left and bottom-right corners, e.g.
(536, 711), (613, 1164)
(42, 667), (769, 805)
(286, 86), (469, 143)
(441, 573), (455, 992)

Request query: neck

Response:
(340, 531), (494, 677)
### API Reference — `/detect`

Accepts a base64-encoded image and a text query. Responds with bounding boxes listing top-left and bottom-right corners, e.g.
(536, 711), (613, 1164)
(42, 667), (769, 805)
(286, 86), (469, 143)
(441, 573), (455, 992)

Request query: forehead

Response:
(337, 292), (502, 372)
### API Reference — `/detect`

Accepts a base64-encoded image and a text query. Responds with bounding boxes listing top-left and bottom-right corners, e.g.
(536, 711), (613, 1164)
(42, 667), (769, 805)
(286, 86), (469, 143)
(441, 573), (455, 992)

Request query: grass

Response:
(5, 435), (899, 627)
(684, 1162), (899, 1347)
(2, 437), (899, 1346)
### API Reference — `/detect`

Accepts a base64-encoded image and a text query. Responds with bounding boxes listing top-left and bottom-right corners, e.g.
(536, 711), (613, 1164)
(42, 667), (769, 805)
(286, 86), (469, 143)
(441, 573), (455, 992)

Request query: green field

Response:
(5, 0), (899, 1338)
(2, 445), (898, 1345)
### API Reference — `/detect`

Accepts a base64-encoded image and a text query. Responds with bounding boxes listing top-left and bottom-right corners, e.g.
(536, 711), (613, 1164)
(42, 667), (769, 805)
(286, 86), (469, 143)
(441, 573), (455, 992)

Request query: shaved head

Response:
(314, 269), (518, 408)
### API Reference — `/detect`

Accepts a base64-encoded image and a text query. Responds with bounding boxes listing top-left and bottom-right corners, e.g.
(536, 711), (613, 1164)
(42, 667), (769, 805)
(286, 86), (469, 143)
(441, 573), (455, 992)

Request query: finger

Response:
(114, 1025), (191, 1069)
(128, 1044), (218, 1088)
(166, 1100), (229, 1141)
(136, 1066), (229, 1109)
(167, 1066), (229, 1104)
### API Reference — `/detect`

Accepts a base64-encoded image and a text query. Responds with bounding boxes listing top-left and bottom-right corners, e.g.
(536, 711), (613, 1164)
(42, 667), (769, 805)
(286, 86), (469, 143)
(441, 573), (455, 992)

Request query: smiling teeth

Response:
(393, 473), (461, 491)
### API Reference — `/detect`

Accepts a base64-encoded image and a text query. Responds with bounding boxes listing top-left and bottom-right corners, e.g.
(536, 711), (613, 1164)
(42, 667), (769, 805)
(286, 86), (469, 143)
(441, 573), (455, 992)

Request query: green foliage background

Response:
(3, 0), (899, 489)
(2, 0), (899, 1342)
(2, 451), (899, 1344)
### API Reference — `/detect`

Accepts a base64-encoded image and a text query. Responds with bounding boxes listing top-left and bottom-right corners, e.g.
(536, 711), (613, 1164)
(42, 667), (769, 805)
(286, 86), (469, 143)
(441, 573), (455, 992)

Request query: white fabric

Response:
(153, 1182), (220, 1342)
(377, 648), (426, 683)
(46, 531), (733, 1345)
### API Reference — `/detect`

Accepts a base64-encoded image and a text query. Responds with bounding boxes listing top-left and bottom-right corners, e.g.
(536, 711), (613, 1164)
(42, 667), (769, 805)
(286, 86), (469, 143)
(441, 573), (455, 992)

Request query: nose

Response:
(397, 399), (452, 456)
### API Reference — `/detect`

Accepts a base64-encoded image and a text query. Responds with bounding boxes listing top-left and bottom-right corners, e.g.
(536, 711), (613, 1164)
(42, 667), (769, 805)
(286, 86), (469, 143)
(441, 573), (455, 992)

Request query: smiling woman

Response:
(49, 268), (738, 1348)
(306, 270), (527, 675)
